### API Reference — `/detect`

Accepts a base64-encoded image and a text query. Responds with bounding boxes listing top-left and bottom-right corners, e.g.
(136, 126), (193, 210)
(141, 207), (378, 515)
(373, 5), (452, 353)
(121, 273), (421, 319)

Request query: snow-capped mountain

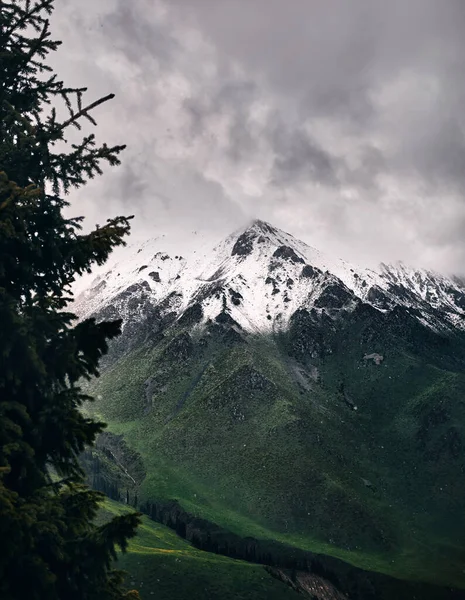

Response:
(79, 220), (465, 591)
(73, 219), (465, 333)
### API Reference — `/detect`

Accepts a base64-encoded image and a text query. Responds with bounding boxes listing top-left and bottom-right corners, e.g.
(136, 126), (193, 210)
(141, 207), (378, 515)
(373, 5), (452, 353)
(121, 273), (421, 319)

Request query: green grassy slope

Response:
(84, 308), (465, 589)
(100, 500), (300, 600)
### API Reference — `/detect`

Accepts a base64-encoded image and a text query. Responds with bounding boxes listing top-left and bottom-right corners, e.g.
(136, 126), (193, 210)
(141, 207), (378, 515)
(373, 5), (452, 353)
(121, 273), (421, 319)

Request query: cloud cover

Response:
(50, 0), (465, 272)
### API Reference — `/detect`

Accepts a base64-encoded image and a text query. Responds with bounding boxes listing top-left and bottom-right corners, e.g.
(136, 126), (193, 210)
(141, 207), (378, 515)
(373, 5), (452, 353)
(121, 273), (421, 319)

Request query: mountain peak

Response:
(248, 218), (279, 234)
(73, 219), (465, 334)
(228, 220), (270, 258)
(229, 219), (298, 259)
(233, 218), (281, 240)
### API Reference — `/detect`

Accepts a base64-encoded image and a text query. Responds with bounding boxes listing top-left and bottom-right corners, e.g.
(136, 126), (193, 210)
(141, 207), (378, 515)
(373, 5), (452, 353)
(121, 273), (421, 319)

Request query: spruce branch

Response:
(58, 93), (115, 132)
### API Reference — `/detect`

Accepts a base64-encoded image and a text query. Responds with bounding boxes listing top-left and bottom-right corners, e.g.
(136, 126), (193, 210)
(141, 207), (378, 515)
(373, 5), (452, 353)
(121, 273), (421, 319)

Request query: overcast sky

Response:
(49, 0), (465, 273)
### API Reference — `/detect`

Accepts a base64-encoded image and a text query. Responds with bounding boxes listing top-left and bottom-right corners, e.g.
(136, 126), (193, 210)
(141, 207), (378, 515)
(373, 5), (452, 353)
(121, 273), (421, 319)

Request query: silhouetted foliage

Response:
(0, 2), (140, 598)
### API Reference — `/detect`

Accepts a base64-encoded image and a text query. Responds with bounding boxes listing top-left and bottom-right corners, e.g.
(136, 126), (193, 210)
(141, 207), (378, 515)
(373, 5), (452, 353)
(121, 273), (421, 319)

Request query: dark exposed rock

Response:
(118, 281), (151, 300)
(301, 264), (321, 278)
(93, 303), (119, 322)
(160, 310), (179, 330)
(138, 265), (148, 272)
(97, 281), (176, 366)
(178, 302), (203, 326)
(148, 271), (161, 282)
(232, 231), (256, 256)
(266, 275), (281, 297)
(386, 283), (416, 304)
(314, 283), (354, 310)
(193, 281), (224, 305)
(207, 322), (243, 345)
(228, 287), (243, 306)
(253, 219), (278, 236)
(153, 252), (170, 261)
(215, 311), (242, 329)
(366, 286), (391, 310)
(127, 295), (145, 311)
(273, 245), (305, 264)
(445, 287), (465, 310)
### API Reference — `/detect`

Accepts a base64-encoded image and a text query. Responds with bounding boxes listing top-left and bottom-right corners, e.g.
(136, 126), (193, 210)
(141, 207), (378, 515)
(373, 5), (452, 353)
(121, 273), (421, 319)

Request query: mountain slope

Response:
(77, 220), (465, 591)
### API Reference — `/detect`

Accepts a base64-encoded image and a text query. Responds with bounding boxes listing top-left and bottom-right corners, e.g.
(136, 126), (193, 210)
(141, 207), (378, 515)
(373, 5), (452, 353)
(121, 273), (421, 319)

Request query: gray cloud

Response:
(105, 1), (179, 66)
(48, 0), (465, 274)
(269, 124), (341, 187)
(171, 0), (465, 189)
(183, 80), (259, 162)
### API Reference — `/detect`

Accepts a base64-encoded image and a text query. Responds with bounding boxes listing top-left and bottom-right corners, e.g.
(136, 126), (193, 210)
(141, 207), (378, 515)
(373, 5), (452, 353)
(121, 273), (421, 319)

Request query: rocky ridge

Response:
(74, 219), (465, 335)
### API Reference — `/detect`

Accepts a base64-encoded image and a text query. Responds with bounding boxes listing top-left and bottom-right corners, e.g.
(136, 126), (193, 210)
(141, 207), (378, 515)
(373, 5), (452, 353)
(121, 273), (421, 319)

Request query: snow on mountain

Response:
(379, 262), (465, 316)
(73, 219), (465, 333)
(180, 219), (366, 332)
(73, 232), (205, 320)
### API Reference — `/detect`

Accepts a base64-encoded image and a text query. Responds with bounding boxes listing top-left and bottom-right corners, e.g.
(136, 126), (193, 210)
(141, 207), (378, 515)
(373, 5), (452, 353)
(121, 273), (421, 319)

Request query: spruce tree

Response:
(0, 2), (141, 598)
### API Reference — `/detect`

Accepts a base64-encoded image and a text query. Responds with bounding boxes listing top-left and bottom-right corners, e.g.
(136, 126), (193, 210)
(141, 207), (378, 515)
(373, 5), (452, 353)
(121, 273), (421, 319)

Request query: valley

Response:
(77, 220), (465, 598)
(97, 500), (303, 600)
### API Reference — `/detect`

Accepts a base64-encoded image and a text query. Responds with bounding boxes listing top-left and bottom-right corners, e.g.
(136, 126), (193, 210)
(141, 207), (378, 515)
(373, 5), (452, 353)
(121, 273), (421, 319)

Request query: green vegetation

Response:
(100, 500), (300, 600)
(0, 2), (140, 599)
(84, 307), (465, 590)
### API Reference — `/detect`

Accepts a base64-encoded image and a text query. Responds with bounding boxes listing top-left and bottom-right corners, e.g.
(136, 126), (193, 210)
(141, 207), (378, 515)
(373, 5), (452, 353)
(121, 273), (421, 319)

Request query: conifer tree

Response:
(0, 2), (141, 598)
